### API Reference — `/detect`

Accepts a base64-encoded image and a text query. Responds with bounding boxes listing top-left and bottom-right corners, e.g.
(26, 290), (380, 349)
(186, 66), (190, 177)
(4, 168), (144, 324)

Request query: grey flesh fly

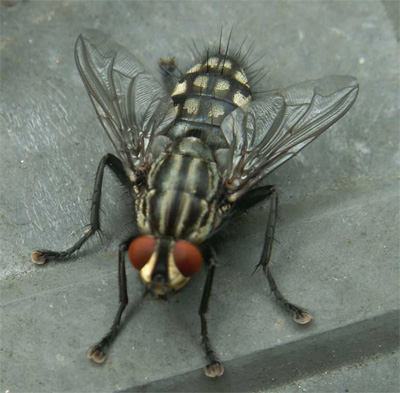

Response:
(32, 29), (359, 377)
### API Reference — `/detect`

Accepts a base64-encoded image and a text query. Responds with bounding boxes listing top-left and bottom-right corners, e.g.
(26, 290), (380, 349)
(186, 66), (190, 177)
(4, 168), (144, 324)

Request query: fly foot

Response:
(87, 345), (107, 364)
(294, 310), (313, 324)
(204, 361), (224, 378)
(31, 250), (48, 265)
(285, 302), (313, 325)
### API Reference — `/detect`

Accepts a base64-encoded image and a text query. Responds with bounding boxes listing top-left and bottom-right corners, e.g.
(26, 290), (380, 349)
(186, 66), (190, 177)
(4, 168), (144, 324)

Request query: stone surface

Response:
(1, 1), (398, 392)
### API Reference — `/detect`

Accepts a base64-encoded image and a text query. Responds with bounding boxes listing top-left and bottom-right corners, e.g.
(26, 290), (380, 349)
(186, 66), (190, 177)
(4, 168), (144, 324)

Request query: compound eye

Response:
(173, 241), (202, 277)
(129, 237), (156, 270)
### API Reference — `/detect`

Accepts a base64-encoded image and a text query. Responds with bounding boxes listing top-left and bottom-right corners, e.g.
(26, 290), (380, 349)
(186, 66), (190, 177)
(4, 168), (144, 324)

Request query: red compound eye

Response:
(128, 237), (156, 270)
(173, 241), (202, 277)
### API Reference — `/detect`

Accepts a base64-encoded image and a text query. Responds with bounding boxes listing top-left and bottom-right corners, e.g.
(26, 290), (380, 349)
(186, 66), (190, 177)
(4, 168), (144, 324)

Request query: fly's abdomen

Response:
(136, 138), (220, 243)
(168, 56), (253, 148)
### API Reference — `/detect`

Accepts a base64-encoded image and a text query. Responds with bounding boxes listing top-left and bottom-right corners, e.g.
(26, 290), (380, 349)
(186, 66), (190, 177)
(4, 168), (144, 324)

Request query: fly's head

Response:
(128, 236), (202, 297)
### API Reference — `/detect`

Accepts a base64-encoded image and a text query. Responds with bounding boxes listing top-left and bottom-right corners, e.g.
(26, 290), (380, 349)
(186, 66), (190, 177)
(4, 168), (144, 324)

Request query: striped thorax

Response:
(136, 137), (221, 242)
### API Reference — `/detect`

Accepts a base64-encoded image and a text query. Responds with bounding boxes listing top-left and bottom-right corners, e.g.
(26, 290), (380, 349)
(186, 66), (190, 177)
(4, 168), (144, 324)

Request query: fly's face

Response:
(128, 236), (203, 296)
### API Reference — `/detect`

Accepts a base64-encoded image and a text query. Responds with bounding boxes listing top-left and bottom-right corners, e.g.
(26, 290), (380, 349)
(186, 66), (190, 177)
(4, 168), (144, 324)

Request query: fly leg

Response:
(88, 236), (135, 363)
(31, 153), (132, 264)
(255, 186), (312, 324)
(199, 251), (224, 378)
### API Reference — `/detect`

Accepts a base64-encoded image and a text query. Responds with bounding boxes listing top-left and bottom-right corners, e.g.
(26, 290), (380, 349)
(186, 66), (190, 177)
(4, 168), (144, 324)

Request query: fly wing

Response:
(75, 30), (176, 174)
(219, 76), (359, 201)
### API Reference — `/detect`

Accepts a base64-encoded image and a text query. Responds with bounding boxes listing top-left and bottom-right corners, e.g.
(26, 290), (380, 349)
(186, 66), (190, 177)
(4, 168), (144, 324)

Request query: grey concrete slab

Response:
(120, 311), (399, 392)
(1, 1), (399, 393)
(264, 349), (400, 393)
(382, 0), (400, 41)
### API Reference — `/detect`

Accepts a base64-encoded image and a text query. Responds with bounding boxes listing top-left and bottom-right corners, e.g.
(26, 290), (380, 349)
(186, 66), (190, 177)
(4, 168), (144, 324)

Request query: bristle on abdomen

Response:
(168, 55), (253, 149)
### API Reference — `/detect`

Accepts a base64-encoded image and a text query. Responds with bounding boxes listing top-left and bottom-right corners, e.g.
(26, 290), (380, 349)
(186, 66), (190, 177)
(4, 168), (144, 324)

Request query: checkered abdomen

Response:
(168, 56), (252, 149)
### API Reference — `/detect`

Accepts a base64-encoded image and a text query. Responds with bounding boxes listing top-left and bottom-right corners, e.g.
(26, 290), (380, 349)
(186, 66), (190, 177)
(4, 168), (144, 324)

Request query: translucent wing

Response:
(219, 76), (359, 201)
(75, 30), (176, 174)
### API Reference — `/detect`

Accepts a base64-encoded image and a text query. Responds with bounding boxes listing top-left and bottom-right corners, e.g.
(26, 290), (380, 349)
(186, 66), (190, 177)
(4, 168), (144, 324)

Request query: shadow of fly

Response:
(32, 30), (358, 377)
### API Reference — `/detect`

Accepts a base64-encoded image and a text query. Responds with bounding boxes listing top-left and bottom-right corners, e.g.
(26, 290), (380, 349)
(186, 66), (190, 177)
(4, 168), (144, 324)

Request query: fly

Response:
(31, 29), (359, 377)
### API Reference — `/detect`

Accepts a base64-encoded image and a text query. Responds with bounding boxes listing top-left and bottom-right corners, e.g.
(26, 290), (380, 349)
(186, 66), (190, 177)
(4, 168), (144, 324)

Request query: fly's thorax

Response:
(168, 55), (253, 149)
(128, 236), (202, 296)
(135, 138), (222, 243)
